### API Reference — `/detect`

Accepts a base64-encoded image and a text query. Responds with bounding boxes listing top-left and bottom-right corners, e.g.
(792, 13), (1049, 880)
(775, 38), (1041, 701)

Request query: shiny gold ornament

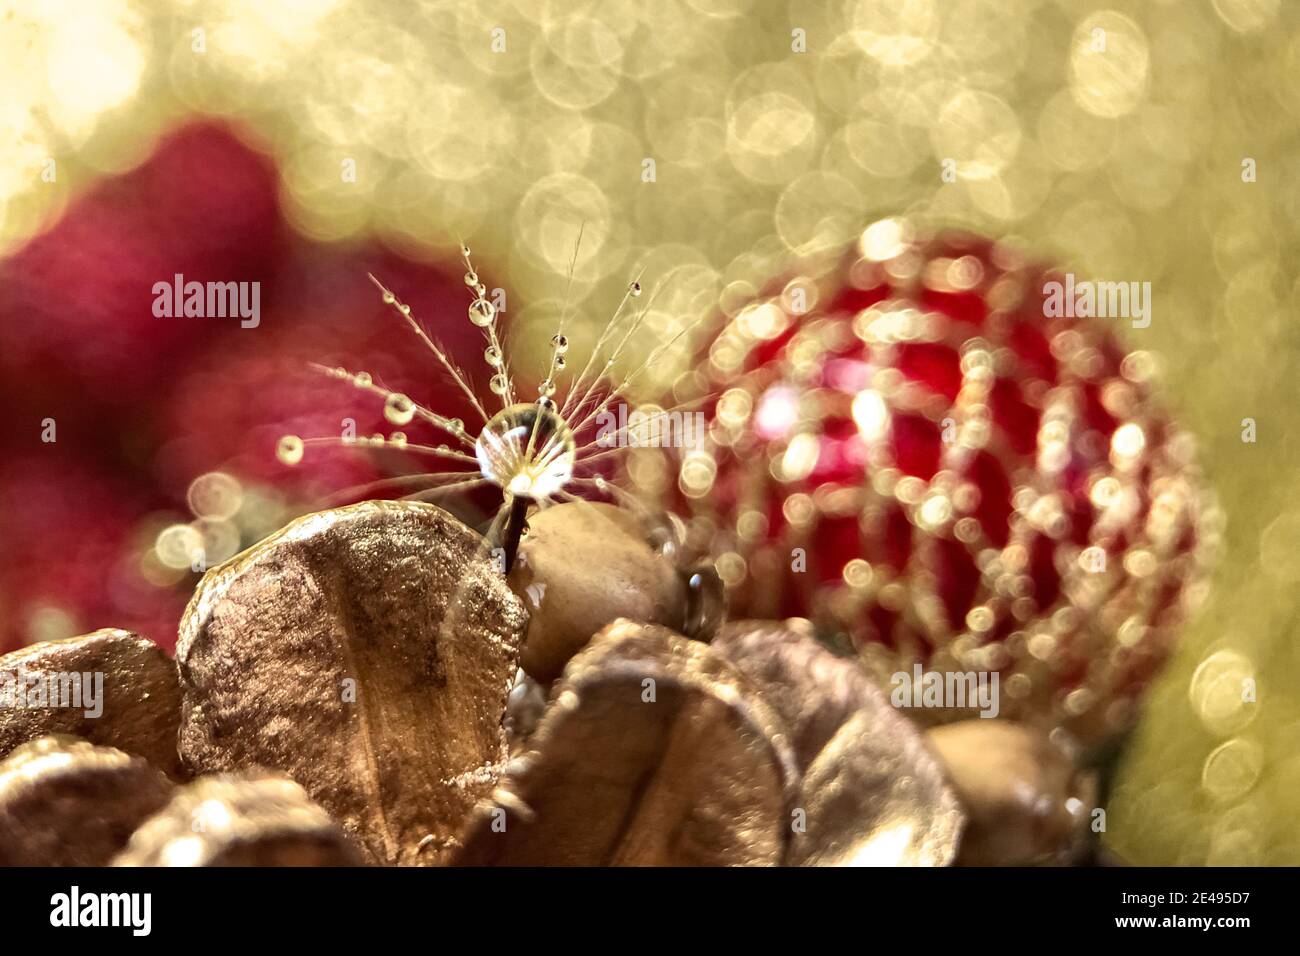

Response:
(790, 709), (962, 867)
(455, 620), (798, 866)
(0, 736), (175, 867)
(927, 719), (1096, 866)
(715, 620), (963, 866)
(177, 500), (528, 865)
(509, 501), (696, 683)
(0, 628), (184, 778)
(115, 772), (363, 867)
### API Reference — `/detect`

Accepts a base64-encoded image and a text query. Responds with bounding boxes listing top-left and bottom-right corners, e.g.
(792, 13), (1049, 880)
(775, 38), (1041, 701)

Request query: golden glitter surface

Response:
(4, 0), (1300, 864)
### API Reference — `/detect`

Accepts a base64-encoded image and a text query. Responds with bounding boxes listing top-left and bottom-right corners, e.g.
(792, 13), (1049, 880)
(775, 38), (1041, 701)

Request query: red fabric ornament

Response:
(0, 453), (188, 651)
(643, 221), (1219, 748)
(0, 123), (285, 409)
(0, 120), (492, 654)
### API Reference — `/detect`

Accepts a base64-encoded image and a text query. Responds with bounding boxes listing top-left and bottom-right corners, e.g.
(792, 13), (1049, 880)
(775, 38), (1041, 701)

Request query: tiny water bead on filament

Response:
(383, 392), (416, 426)
(275, 435), (304, 466)
(277, 238), (717, 575)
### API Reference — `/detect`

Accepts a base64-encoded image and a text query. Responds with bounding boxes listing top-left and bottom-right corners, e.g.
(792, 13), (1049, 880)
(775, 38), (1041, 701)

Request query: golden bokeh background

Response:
(3, 0), (1298, 864)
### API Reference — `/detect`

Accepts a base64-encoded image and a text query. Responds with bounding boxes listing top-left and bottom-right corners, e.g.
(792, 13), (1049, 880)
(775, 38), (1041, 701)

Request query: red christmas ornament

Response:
(0, 120), (491, 655)
(639, 220), (1219, 748)
(0, 452), (188, 653)
(0, 122), (284, 406)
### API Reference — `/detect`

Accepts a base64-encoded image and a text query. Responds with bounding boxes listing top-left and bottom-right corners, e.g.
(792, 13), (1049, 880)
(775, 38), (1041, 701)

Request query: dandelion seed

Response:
(300, 232), (714, 574)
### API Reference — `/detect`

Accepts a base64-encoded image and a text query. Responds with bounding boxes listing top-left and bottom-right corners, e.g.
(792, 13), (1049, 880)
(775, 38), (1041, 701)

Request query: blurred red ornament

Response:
(0, 453), (187, 652)
(0, 123), (285, 409)
(0, 119), (492, 654)
(640, 221), (1220, 748)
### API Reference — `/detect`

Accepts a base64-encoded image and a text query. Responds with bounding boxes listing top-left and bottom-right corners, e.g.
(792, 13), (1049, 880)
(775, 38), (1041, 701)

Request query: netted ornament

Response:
(630, 220), (1221, 749)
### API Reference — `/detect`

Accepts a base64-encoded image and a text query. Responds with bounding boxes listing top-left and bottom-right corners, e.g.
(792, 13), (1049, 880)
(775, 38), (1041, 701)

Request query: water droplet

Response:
(384, 392), (416, 425)
(550, 334), (569, 355)
(389, 431), (408, 448)
(276, 435), (304, 465)
(464, 272), (478, 287)
(629, 281), (642, 296)
(490, 373), (510, 395)
(460, 243), (471, 257)
(398, 303), (411, 316)
(554, 355), (566, 370)
(447, 417), (464, 434)
(682, 564), (725, 639)
(538, 379), (556, 397)
(381, 292), (395, 305)
(484, 345), (503, 367)
(353, 371), (372, 388)
(475, 403), (577, 499)
(369, 433), (385, 445)
(469, 299), (496, 327)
